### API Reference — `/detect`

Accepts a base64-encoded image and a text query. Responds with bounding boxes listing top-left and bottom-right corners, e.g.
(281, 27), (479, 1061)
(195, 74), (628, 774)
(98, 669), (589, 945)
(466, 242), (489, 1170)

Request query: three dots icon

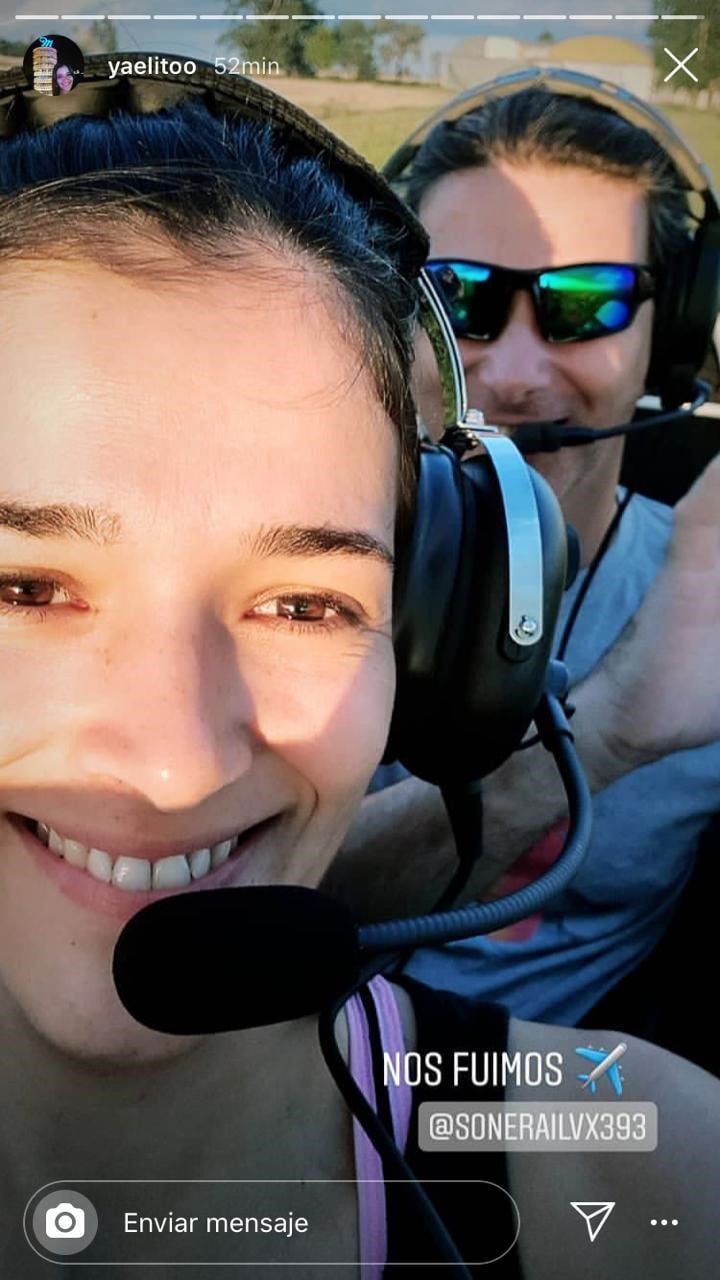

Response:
(650, 1218), (679, 1227)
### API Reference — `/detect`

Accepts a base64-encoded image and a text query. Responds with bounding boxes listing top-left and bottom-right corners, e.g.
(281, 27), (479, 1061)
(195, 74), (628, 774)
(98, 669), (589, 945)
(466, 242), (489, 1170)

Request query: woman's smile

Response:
(7, 810), (286, 921)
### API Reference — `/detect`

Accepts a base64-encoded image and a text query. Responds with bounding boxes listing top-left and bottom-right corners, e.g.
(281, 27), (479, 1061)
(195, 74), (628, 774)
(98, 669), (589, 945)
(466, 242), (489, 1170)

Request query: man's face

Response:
(418, 162), (655, 542)
(0, 257), (396, 1065)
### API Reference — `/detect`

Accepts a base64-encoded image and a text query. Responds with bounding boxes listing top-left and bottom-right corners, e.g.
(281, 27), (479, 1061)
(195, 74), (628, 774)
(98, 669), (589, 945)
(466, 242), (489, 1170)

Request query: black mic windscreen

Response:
(513, 419), (568, 454)
(112, 886), (361, 1035)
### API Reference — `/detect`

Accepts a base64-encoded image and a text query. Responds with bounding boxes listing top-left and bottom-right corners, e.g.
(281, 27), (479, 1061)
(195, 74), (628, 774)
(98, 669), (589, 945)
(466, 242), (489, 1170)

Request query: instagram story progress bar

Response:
(11, 7), (709, 23)
(12, 15), (709, 22)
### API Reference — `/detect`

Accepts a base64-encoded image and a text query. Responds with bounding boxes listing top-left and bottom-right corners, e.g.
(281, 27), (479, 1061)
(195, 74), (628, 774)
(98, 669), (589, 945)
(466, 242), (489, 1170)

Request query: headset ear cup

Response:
(675, 216), (720, 394)
(382, 443), (464, 769)
(649, 218), (720, 407)
(385, 445), (567, 786)
(648, 248), (688, 404)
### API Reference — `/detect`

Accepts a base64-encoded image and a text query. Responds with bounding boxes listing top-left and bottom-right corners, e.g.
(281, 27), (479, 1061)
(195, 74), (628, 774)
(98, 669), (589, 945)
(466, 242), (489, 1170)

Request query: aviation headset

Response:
(383, 65), (720, 413)
(0, 55), (569, 788)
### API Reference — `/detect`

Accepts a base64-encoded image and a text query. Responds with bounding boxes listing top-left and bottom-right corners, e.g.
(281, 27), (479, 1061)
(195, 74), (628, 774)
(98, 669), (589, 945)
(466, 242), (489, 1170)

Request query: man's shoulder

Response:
(614, 489), (674, 565)
(557, 491), (674, 673)
(627, 488), (674, 525)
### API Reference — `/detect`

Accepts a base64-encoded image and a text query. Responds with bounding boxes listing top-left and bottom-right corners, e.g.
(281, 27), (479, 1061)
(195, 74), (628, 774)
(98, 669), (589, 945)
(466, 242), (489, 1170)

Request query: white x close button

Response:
(663, 47), (699, 83)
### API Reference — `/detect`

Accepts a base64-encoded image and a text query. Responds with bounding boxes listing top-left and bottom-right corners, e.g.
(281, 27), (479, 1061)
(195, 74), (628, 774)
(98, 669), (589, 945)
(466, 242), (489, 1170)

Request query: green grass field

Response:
(317, 107), (436, 168)
(664, 107), (720, 185)
(279, 79), (720, 185)
(342, 104), (719, 185)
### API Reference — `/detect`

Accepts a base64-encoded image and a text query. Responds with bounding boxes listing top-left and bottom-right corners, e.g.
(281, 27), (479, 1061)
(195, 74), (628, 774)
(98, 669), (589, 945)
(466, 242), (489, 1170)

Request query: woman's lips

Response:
(8, 812), (282, 922)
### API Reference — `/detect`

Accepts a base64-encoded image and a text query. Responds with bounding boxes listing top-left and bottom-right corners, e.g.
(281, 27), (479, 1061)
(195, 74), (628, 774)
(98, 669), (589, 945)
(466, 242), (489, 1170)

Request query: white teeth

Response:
(189, 848), (211, 880)
(211, 838), (234, 868)
(86, 848), (113, 884)
(112, 856), (152, 892)
(152, 855), (192, 890)
(35, 823), (244, 891)
(63, 838), (89, 870)
(48, 828), (64, 857)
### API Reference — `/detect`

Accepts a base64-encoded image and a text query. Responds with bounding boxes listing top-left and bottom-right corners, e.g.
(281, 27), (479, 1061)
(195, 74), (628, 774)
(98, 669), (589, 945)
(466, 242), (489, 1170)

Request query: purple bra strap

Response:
(346, 976), (412, 1276)
(369, 977), (413, 1151)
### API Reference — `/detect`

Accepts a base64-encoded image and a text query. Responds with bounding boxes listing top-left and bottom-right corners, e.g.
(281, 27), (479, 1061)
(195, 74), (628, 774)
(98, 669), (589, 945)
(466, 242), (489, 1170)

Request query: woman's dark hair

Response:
(0, 103), (419, 535)
(405, 87), (690, 268)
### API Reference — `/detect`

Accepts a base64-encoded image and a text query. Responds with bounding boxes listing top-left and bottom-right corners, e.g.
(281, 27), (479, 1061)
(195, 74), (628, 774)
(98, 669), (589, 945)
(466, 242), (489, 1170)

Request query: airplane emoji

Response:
(575, 1043), (627, 1097)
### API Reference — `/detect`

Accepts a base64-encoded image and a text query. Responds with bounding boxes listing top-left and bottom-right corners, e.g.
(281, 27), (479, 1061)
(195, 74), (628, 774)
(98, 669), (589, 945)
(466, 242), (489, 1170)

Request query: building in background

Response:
(424, 33), (654, 99)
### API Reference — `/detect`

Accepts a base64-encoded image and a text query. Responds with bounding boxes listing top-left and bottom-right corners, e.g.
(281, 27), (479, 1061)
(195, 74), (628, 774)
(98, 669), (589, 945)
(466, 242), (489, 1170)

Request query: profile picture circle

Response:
(23, 35), (84, 97)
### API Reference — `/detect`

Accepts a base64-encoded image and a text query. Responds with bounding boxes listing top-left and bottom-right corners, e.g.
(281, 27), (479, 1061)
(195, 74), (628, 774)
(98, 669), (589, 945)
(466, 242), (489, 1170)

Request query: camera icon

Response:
(31, 1188), (98, 1255)
(46, 1202), (86, 1238)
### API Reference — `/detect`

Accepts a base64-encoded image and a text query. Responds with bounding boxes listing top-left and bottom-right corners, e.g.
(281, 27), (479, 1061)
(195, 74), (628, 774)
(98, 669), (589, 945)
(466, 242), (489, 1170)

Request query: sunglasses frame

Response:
(425, 259), (657, 345)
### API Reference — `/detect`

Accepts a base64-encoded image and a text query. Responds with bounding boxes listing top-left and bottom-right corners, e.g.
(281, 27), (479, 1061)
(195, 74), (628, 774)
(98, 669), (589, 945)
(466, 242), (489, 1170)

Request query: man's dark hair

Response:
(405, 87), (690, 268)
(0, 103), (419, 535)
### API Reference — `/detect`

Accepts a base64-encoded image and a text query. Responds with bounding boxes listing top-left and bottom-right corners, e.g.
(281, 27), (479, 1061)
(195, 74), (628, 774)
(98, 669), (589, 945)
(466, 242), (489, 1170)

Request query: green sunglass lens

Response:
(540, 266), (637, 340)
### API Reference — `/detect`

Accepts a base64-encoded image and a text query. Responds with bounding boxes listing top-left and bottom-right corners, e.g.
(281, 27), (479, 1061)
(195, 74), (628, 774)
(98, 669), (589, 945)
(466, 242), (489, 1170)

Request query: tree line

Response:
(222, 2), (425, 80)
(651, 1), (720, 95)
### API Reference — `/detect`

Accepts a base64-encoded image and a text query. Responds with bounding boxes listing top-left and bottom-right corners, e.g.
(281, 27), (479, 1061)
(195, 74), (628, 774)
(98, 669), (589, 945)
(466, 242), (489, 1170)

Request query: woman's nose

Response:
(72, 608), (256, 811)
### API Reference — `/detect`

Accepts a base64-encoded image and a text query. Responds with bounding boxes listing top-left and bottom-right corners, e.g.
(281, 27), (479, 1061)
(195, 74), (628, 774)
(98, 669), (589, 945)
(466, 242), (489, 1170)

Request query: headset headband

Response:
(383, 65), (720, 225)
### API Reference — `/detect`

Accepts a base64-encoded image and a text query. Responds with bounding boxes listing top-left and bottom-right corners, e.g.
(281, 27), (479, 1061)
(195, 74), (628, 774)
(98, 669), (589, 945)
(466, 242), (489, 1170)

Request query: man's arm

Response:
(324, 451), (720, 918)
(323, 674), (633, 917)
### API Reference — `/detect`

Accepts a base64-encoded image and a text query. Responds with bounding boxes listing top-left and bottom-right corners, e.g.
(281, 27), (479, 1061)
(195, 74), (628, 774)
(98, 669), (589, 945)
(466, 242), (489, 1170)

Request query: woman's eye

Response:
(0, 576), (69, 612)
(250, 594), (358, 629)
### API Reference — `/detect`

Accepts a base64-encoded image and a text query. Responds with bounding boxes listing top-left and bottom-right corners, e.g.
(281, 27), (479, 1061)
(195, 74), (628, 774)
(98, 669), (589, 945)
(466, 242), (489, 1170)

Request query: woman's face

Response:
(55, 65), (74, 93)
(0, 257), (397, 1063)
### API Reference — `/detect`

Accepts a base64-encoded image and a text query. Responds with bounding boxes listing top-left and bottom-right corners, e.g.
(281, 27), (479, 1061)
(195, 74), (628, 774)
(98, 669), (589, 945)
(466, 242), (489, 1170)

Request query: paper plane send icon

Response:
(571, 1202), (616, 1243)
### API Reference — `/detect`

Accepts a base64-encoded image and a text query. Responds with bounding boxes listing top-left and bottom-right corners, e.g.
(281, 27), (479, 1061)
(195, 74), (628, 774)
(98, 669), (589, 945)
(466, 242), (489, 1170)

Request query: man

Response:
(324, 76), (720, 1031)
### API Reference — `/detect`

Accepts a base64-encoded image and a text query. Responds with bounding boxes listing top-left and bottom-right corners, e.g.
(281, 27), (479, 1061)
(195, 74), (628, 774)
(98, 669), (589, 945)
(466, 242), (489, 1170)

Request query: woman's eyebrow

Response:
(0, 500), (121, 545)
(0, 506), (394, 567)
(248, 524), (394, 568)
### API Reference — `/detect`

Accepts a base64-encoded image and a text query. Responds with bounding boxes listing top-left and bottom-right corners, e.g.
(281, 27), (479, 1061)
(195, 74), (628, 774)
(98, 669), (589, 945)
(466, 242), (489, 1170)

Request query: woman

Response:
(52, 63), (75, 94)
(0, 66), (717, 1278)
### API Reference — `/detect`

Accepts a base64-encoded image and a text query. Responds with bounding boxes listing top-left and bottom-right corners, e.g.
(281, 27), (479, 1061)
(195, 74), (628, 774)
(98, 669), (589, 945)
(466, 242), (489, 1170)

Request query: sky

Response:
(0, 1), (705, 68)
